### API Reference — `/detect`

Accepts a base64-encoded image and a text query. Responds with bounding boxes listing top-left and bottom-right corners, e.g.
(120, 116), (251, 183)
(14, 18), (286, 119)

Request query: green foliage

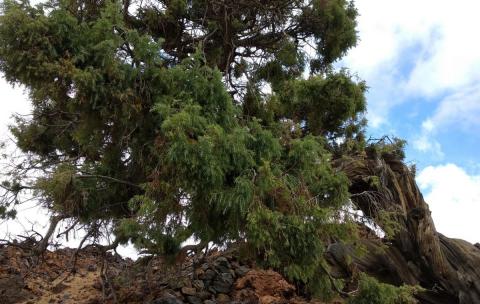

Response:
(0, 0), (375, 298)
(278, 70), (367, 136)
(349, 274), (422, 304)
(367, 137), (407, 160)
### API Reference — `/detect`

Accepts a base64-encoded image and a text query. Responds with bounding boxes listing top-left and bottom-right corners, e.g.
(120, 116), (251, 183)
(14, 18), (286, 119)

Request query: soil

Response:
(0, 242), (344, 304)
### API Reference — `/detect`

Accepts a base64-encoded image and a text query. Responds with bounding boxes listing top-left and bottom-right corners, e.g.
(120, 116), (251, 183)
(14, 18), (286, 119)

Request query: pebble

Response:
(186, 296), (203, 304)
(216, 293), (230, 304)
(151, 295), (185, 304)
(181, 286), (197, 296)
(212, 273), (234, 294)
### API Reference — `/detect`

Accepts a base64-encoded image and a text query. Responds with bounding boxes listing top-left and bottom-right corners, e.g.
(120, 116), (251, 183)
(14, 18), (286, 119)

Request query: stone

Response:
(212, 273), (234, 294)
(200, 269), (216, 281)
(213, 257), (231, 274)
(214, 257), (229, 266)
(235, 265), (250, 277)
(186, 296), (203, 304)
(197, 291), (211, 300)
(151, 295), (185, 304)
(169, 277), (191, 290)
(203, 301), (216, 304)
(194, 268), (205, 278)
(216, 293), (230, 304)
(192, 279), (205, 290)
(181, 287), (197, 296)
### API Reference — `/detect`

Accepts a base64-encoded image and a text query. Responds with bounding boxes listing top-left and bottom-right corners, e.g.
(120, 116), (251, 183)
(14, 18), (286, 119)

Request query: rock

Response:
(181, 287), (197, 296)
(203, 301), (216, 304)
(200, 269), (216, 281)
(213, 257), (231, 274)
(212, 273), (234, 294)
(194, 268), (205, 278)
(169, 277), (192, 290)
(197, 291), (211, 300)
(151, 295), (185, 304)
(207, 286), (217, 295)
(235, 265), (250, 277)
(216, 293), (230, 304)
(186, 296), (203, 304)
(192, 279), (205, 290)
(215, 257), (229, 266)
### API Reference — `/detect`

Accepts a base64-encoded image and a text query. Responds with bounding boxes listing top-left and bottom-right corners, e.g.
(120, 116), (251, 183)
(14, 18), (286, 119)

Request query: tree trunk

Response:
(332, 151), (480, 304)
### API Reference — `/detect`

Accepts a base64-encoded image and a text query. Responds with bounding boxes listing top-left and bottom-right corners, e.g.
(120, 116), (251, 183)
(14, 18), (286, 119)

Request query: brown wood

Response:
(332, 151), (480, 304)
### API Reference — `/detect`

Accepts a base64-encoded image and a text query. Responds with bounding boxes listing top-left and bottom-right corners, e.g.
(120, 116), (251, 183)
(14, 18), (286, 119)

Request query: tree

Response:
(2, 0), (479, 303)
(0, 0), (366, 297)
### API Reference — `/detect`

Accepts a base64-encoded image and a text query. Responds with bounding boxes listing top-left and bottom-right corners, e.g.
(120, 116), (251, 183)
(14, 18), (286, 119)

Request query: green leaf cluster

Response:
(0, 0), (381, 298)
(348, 274), (422, 304)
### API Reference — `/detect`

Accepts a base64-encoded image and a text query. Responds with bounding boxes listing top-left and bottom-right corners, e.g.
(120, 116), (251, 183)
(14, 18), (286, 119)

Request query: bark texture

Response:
(331, 150), (480, 304)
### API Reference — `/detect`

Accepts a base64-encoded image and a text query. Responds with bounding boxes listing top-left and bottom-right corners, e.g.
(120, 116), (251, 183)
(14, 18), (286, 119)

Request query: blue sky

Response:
(340, 0), (480, 242)
(0, 0), (479, 247)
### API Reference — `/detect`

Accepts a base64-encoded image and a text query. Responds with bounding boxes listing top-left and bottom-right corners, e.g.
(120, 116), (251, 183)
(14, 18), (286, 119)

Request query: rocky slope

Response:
(0, 243), (342, 304)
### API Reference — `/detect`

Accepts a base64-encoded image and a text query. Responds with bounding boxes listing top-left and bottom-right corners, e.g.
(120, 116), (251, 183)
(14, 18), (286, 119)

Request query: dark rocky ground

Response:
(0, 242), (343, 304)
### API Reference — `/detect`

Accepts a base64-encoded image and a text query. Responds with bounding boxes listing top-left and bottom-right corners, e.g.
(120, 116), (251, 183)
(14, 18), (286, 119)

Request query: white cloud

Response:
(0, 80), (31, 138)
(346, 0), (441, 77)
(413, 134), (444, 160)
(405, 5), (480, 96)
(425, 84), (480, 132)
(344, 0), (480, 127)
(417, 164), (480, 243)
(412, 83), (480, 155)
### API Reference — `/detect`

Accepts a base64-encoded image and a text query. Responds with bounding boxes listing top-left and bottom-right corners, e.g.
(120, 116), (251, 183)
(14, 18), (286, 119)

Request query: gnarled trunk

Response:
(332, 151), (480, 304)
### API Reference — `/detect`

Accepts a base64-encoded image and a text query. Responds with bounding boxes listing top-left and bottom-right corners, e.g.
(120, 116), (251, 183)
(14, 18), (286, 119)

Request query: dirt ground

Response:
(0, 242), (344, 304)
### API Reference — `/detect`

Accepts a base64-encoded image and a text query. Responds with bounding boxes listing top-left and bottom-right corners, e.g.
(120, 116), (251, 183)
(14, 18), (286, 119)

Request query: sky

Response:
(0, 0), (479, 249)
(339, 0), (480, 243)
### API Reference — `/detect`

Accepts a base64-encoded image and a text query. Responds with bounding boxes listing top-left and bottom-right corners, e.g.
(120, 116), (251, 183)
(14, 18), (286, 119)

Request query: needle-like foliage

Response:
(0, 0), (369, 297)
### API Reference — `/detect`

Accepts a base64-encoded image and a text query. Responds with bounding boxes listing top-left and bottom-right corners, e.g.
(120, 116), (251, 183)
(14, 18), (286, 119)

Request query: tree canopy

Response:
(0, 0), (391, 299)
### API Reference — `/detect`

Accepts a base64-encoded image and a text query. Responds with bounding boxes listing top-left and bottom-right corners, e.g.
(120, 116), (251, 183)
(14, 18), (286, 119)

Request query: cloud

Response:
(424, 84), (480, 132)
(412, 84), (480, 156)
(345, 0), (440, 77)
(343, 0), (480, 127)
(405, 4), (480, 96)
(412, 134), (444, 160)
(0, 79), (30, 138)
(417, 164), (480, 243)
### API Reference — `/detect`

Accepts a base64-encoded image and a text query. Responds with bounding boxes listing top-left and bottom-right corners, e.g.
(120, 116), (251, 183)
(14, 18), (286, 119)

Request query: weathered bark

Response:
(332, 151), (480, 304)
(33, 214), (67, 255)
